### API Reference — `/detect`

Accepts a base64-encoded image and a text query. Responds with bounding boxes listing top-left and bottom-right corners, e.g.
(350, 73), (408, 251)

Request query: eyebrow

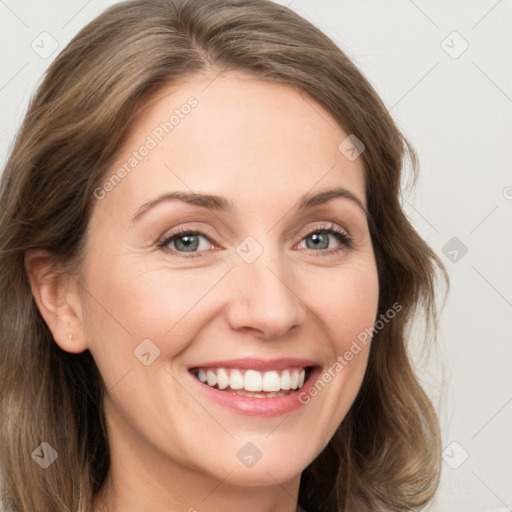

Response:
(131, 186), (367, 223)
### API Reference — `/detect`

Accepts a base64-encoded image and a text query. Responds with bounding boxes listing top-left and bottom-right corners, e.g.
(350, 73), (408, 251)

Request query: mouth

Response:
(189, 366), (313, 398)
(186, 358), (321, 416)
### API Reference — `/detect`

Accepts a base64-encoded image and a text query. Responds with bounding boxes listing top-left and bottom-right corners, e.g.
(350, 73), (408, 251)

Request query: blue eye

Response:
(297, 226), (353, 253)
(158, 230), (212, 253)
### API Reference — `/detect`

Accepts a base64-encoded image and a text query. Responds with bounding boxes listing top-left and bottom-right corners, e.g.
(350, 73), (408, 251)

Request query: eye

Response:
(157, 229), (214, 254)
(157, 223), (353, 257)
(297, 224), (353, 254)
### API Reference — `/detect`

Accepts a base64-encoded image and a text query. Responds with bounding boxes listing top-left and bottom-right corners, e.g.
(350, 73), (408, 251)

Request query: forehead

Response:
(95, 72), (366, 220)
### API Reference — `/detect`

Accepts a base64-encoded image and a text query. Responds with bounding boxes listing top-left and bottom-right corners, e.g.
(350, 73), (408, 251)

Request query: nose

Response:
(225, 244), (307, 341)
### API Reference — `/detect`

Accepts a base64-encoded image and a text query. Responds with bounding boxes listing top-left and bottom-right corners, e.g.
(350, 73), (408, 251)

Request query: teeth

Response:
(194, 367), (308, 393)
(262, 371), (281, 392)
(230, 369), (244, 390)
(281, 370), (291, 390)
(244, 370), (262, 391)
(290, 370), (299, 389)
(217, 368), (229, 390)
(206, 369), (217, 387)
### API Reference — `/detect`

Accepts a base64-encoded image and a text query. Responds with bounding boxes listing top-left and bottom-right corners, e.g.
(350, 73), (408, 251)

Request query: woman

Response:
(0, 0), (447, 510)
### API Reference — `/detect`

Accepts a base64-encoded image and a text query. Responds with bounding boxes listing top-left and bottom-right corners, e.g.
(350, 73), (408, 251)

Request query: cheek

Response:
(311, 260), (379, 350)
(301, 260), (379, 413)
(81, 253), (229, 369)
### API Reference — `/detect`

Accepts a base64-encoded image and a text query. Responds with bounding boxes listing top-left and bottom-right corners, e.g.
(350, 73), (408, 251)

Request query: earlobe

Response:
(24, 249), (88, 354)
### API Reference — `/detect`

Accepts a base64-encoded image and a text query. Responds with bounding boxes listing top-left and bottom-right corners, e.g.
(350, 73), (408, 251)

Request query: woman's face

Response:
(81, 72), (379, 489)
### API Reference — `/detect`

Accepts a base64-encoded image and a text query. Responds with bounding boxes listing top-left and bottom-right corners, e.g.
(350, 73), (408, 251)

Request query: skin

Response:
(26, 72), (379, 512)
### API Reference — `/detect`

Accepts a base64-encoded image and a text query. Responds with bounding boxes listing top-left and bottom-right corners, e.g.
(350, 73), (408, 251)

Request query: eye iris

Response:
(175, 234), (199, 252)
(306, 232), (329, 250)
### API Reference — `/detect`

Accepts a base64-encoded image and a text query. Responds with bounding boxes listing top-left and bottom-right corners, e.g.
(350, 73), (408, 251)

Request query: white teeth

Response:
(194, 367), (309, 393)
(281, 370), (291, 390)
(206, 369), (217, 387)
(217, 368), (229, 390)
(229, 369), (244, 390)
(244, 370), (262, 392)
(290, 370), (299, 389)
(262, 370), (281, 392)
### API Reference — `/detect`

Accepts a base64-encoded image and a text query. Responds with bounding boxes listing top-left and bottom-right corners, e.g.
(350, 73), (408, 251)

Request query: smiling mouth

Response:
(189, 366), (313, 398)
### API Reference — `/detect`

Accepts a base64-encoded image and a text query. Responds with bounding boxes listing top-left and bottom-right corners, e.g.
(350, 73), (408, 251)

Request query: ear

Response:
(24, 249), (88, 354)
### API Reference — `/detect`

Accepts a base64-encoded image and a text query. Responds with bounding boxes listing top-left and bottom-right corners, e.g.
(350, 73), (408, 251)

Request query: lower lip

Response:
(189, 367), (321, 417)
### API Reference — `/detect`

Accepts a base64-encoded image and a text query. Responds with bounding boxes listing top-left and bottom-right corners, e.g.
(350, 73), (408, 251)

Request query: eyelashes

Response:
(157, 223), (353, 258)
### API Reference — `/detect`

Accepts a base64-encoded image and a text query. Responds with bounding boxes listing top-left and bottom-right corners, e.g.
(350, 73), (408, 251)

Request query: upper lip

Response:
(187, 357), (319, 372)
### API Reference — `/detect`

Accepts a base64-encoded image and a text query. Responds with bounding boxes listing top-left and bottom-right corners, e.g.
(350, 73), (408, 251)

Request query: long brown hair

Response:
(0, 0), (447, 510)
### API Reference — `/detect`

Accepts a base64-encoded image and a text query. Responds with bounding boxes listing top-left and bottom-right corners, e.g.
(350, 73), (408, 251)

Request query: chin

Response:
(197, 440), (316, 487)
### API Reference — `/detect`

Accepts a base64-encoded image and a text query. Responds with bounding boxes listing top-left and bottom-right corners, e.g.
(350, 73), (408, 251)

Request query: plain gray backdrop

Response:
(1, 1), (511, 510)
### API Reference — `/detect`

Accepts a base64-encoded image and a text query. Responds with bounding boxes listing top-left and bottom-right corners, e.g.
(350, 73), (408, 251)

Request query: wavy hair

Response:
(0, 0), (447, 510)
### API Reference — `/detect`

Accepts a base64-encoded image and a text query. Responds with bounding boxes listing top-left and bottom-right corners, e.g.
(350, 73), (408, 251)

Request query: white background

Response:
(1, 1), (511, 511)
